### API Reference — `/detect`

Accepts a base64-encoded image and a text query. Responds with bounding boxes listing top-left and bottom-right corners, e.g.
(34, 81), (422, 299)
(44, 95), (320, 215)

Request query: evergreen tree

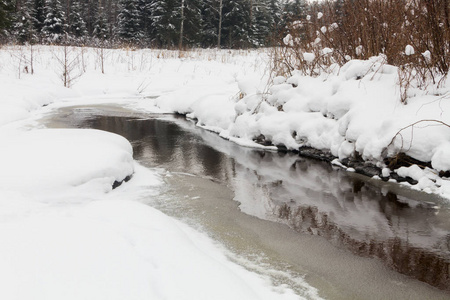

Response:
(267, 0), (281, 40)
(33, 0), (46, 40)
(200, 0), (219, 47)
(82, 0), (99, 35)
(93, 6), (109, 42)
(178, 0), (203, 47)
(150, 0), (178, 47)
(116, 0), (142, 44)
(3, 0), (286, 47)
(282, 0), (307, 25)
(0, 0), (15, 39)
(13, 0), (38, 43)
(251, 0), (273, 46)
(42, 0), (67, 43)
(222, 0), (251, 48)
(137, 0), (152, 45)
(68, 0), (87, 40)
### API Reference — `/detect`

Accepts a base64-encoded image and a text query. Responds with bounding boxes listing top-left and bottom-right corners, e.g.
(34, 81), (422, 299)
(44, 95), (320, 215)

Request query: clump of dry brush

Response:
(272, 0), (449, 103)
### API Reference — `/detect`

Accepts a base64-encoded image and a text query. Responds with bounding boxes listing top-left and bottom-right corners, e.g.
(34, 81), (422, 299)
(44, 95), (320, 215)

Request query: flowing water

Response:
(41, 104), (450, 300)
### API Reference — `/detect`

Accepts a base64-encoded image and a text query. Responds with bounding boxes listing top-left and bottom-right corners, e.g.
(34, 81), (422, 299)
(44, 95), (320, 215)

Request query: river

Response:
(40, 104), (450, 300)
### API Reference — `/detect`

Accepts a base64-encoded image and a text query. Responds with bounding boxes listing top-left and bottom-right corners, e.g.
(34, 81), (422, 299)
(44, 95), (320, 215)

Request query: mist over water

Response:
(41, 105), (450, 299)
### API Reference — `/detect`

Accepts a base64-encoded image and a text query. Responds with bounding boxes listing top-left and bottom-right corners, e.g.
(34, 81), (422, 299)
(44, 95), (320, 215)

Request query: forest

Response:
(0, 0), (310, 48)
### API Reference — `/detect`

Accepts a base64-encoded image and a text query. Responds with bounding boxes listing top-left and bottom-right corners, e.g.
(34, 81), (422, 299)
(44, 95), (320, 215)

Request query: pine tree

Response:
(93, 6), (109, 42)
(13, 0), (38, 43)
(200, 0), (219, 47)
(3, 0), (286, 47)
(33, 0), (46, 40)
(178, 0), (202, 47)
(68, 0), (87, 40)
(137, 0), (152, 45)
(116, 0), (142, 44)
(82, 0), (99, 36)
(282, 0), (307, 25)
(150, 0), (178, 47)
(222, 0), (251, 48)
(251, 0), (273, 46)
(267, 0), (281, 41)
(42, 0), (67, 43)
(0, 0), (15, 40)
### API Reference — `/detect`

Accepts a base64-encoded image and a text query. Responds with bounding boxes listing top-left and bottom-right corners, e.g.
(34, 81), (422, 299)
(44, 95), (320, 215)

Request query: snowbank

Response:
(230, 57), (450, 166)
(147, 55), (450, 199)
(0, 128), (134, 198)
(229, 57), (450, 197)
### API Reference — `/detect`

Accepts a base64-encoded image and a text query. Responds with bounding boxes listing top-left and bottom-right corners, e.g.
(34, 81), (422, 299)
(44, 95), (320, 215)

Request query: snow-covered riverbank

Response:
(0, 46), (309, 300)
(2, 45), (450, 197)
(152, 54), (450, 199)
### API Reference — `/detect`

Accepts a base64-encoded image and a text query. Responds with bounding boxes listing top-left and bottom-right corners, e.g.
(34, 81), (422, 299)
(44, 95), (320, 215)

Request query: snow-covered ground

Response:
(0, 46), (308, 300)
(0, 44), (449, 298)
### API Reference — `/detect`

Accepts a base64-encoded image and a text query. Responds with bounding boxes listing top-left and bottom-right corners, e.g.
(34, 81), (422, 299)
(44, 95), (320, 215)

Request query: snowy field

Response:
(0, 45), (449, 299)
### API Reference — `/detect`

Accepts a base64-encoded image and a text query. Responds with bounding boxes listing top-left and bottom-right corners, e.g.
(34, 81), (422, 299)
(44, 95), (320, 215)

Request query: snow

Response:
(0, 40), (449, 298)
(355, 45), (363, 56)
(0, 46), (307, 300)
(432, 142), (450, 171)
(303, 52), (315, 62)
(321, 47), (333, 55)
(0, 198), (301, 300)
(422, 50), (431, 62)
(405, 44), (415, 56)
(283, 34), (293, 46)
(1, 44), (450, 296)
(102, 49), (450, 199)
(1, 48), (449, 196)
(0, 129), (134, 197)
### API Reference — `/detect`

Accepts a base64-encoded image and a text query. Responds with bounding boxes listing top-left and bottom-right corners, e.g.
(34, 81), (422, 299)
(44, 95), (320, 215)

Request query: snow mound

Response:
(432, 142), (450, 171)
(0, 129), (134, 196)
(303, 52), (315, 62)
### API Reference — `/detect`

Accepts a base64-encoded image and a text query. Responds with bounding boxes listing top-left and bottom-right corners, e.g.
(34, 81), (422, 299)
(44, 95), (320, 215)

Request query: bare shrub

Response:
(53, 45), (84, 87)
(8, 44), (36, 78)
(273, 0), (449, 101)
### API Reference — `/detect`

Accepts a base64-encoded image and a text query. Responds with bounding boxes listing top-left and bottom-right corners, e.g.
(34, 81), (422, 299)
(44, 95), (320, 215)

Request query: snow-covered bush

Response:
(272, 0), (449, 103)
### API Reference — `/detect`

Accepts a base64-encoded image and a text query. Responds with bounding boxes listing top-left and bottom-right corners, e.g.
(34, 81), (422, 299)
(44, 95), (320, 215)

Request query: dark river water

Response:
(41, 104), (450, 300)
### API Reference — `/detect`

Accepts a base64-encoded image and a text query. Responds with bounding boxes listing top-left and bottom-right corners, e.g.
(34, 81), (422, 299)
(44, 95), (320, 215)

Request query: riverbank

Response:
(1, 46), (450, 198)
(2, 46), (450, 199)
(152, 55), (450, 200)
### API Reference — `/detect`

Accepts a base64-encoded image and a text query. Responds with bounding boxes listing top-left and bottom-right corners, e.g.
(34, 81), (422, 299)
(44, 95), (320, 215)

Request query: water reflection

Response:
(221, 147), (450, 290)
(45, 107), (450, 291)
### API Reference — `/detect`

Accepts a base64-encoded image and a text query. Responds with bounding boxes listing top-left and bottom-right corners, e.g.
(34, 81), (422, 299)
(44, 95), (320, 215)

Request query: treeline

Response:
(0, 0), (312, 48)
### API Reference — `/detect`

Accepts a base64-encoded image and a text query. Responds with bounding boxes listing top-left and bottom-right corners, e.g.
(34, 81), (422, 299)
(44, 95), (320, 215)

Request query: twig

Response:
(387, 119), (450, 152)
